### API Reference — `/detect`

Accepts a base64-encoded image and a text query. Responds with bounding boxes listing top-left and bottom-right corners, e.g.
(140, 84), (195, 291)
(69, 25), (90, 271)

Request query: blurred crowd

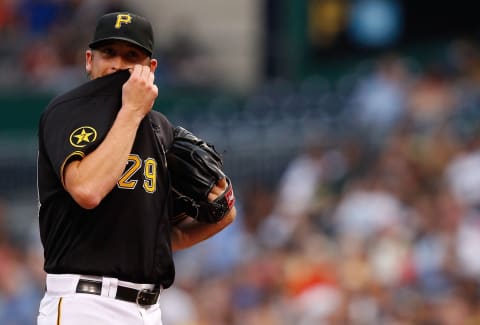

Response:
(0, 0), (130, 93)
(3, 2), (480, 325)
(161, 40), (480, 325)
(0, 0), (216, 94)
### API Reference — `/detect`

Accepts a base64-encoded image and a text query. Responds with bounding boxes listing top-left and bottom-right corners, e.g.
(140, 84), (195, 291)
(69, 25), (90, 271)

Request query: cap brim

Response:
(89, 37), (152, 56)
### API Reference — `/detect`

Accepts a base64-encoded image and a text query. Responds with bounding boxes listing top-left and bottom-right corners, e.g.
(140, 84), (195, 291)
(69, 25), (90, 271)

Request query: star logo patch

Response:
(69, 126), (97, 148)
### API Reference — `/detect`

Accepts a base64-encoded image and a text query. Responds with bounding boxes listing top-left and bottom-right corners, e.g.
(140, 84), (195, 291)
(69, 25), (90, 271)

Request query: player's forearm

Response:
(64, 108), (143, 209)
(171, 207), (236, 251)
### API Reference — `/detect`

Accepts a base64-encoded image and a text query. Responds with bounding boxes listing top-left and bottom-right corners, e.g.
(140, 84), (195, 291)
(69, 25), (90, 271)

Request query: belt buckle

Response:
(136, 288), (159, 307)
(136, 289), (148, 306)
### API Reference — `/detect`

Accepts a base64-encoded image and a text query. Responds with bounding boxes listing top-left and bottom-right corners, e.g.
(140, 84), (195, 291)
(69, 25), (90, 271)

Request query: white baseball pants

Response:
(37, 274), (163, 325)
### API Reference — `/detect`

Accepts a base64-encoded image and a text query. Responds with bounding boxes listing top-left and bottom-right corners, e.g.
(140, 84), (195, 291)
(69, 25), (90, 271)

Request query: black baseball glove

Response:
(167, 126), (235, 224)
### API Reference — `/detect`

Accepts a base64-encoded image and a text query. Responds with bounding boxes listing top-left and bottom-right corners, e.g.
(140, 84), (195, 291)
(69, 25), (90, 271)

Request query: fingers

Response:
(122, 64), (158, 118)
(130, 64), (151, 79)
(217, 178), (227, 189)
(208, 192), (215, 202)
(208, 178), (228, 202)
(133, 65), (154, 86)
(149, 69), (155, 84)
(129, 65), (156, 93)
(213, 179), (227, 195)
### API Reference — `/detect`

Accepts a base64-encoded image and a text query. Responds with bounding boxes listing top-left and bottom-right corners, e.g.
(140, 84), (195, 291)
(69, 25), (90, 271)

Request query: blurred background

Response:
(2, 0), (480, 324)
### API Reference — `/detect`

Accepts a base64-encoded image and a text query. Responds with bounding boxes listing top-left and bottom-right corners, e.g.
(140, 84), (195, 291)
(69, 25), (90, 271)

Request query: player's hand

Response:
(208, 178), (228, 202)
(121, 64), (158, 120)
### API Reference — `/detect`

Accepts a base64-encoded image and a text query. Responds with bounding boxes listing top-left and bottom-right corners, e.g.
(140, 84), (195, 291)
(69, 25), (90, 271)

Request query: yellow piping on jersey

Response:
(60, 151), (85, 187)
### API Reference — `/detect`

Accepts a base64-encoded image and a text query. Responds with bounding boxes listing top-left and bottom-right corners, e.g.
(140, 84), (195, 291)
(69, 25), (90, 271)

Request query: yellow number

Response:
(143, 158), (157, 193)
(117, 154), (141, 189)
(117, 155), (157, 193)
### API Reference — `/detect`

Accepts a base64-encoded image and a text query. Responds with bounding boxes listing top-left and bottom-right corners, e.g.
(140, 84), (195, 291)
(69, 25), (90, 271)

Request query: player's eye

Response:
(125, 51), (140, 61)
(100, 47), (116, 57)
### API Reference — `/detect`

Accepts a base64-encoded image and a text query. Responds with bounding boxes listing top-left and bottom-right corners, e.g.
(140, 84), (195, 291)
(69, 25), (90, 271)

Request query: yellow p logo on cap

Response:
(115, 14), (132, 29)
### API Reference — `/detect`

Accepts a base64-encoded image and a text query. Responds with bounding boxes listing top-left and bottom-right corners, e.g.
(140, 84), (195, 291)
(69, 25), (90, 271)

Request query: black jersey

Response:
(37, 70), (176, 288)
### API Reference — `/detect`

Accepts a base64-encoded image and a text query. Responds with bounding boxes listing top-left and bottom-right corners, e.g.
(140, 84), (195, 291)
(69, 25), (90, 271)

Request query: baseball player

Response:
(36, 12), (236, 325)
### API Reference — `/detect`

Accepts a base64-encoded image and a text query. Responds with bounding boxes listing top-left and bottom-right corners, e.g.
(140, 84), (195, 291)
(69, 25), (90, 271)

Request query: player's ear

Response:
(149, 58), (158, 73)
(85, 49), (93, 75)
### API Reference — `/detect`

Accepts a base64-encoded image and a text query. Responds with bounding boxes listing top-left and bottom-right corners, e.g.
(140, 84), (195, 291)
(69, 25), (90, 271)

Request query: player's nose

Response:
(110, 56), (130, 72)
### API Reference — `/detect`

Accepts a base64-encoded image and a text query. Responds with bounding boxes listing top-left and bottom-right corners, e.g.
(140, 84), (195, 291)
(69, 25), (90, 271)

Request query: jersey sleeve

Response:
(40, 96), (118, 186)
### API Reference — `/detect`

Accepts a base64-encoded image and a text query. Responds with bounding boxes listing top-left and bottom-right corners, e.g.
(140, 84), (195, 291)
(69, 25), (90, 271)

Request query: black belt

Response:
(75, 279), (160, 306)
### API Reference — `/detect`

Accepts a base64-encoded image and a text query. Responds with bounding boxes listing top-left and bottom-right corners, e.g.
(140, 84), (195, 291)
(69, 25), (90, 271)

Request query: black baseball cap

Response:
(89, 12), (154, 56)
